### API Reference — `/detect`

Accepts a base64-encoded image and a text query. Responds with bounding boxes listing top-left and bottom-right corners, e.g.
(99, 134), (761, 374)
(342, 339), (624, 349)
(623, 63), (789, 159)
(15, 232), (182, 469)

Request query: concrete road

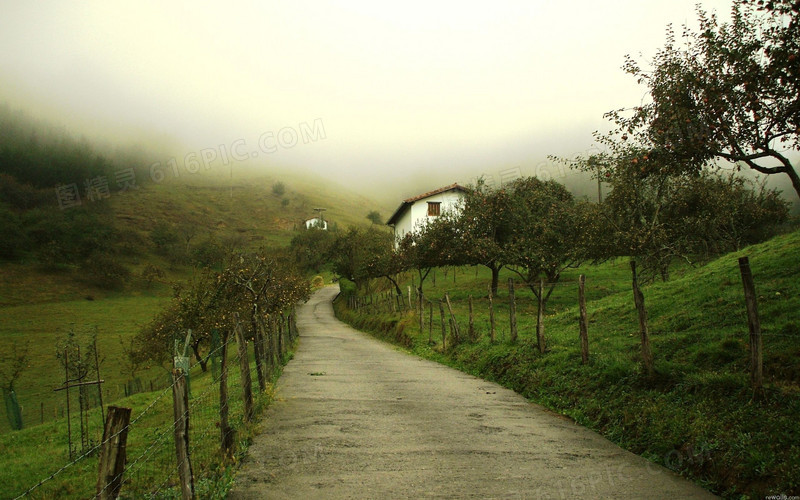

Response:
(228, 286), (715, 499)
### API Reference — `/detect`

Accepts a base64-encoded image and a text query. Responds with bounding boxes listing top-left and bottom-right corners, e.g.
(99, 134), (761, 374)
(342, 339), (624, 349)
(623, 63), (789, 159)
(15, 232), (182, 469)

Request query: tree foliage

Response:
(606, 0), (800, 198)
(289, 228), (335, 274)
(130, 249), (309, 371)
(503, 177), (586, 302)
(452, 179), (514, 296)
(572, 146), (789, 282)
(0, 341), (29, 393)
(329, 226), (394, 291)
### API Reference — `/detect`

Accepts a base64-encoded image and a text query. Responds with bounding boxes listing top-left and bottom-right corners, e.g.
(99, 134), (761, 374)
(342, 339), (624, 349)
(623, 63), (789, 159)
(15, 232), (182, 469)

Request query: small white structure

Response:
(305, 217), (328, 230)
(386, 183), (466, 247)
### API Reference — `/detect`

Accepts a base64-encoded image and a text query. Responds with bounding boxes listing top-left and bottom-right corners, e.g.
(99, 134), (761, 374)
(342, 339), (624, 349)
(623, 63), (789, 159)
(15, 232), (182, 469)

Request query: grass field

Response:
(335, 229), (800, 498)
(0, 337), (289, 499)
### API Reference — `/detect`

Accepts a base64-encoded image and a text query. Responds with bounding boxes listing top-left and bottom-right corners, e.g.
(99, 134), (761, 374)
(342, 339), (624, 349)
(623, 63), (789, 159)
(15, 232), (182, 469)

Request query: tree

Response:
(454, 180), (513, 296)
(366, 210), (383, 225)
(289, 228), (334, 274)
(397, 212), (463, 300)
(570, 144), (789, 282)
(150, 221), (180, 256)
(363, 231), (408, 295)
(503, 177), (585, 305)
(130, 249), (309, 372)
(0, 341), (29, 394)
(608, 1), (800, 199)
(329, 226), (393, 291)
(1, 341), (29, 431)
(178, 222), (198, 256)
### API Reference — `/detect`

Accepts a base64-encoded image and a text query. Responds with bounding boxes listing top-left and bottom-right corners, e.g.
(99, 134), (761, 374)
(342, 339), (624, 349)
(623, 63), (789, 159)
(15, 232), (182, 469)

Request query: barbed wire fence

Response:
(11, 307), (298, 500)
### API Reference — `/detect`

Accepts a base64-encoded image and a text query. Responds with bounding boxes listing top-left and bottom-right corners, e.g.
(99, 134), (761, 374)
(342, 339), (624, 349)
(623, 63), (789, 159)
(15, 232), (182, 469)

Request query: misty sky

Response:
(0, 0), (736, 197)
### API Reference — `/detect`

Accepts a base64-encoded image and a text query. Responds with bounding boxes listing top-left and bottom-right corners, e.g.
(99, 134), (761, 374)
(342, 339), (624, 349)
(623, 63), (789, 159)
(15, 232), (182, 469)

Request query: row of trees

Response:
(129, 249), (309, 378)
(318, 169), (787, 317)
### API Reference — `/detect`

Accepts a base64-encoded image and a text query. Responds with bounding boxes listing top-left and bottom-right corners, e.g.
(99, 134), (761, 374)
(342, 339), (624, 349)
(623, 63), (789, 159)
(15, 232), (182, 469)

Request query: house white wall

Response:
(393, 190), (463, 245)
(305, 217), (328, 230)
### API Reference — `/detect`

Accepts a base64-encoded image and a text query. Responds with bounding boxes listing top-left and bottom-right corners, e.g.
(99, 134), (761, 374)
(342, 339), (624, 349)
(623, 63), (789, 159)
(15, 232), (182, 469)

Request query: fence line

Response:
(342, 255), (789, 392)
(12, 306), (298, 499)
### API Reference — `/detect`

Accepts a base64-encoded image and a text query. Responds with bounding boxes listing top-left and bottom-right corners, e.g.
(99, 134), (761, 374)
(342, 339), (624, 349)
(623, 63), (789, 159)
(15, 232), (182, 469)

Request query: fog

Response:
(0, 0), (757, 203)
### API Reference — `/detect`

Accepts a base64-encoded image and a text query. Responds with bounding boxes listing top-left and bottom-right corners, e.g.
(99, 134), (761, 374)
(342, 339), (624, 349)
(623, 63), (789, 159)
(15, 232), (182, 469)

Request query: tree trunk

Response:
(489, 264), (500, 297)
(251, 313), (266, 392)
(190, 343), (208, 373)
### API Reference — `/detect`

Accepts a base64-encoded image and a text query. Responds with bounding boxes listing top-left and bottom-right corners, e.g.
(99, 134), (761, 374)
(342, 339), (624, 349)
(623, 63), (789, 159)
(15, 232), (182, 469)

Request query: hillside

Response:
(335, 229), (800, 498)
(0, 166), (392, 434)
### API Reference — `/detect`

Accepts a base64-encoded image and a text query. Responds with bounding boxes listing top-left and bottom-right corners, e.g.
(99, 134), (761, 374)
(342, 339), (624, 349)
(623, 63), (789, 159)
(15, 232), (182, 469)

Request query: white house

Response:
(386, 183), (466, 247)
(305, 217), (328, 230)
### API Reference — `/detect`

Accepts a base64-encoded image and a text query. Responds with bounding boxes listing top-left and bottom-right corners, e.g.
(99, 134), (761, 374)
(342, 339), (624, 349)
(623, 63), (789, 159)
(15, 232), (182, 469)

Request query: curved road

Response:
(229, 286), (714, 499)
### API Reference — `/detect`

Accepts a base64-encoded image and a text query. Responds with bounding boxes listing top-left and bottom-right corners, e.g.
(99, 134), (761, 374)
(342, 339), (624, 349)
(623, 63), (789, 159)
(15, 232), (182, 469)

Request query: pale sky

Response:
(0, 0), (736, 196)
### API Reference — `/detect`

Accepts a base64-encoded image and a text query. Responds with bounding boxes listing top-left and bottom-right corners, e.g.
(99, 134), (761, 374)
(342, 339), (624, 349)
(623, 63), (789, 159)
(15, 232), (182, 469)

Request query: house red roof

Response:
(386, 183), (467, 226)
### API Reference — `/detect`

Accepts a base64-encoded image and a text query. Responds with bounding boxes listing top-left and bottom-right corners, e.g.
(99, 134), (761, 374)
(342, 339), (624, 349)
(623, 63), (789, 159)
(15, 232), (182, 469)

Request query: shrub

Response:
(0, 205), (28, 259)
(81, 253), (130, 290)
(191, 236), (227, 269)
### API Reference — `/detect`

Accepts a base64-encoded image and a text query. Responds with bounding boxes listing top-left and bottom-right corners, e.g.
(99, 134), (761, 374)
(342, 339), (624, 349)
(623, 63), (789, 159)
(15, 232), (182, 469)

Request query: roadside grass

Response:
(335, 229), (800, 498)
(1, 341), (290, 499)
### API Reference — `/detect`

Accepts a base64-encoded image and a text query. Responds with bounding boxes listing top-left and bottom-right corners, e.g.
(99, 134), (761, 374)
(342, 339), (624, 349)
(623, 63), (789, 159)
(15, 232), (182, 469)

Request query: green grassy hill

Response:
(335, 229), (800, 498)
(0, 166), (392, 434)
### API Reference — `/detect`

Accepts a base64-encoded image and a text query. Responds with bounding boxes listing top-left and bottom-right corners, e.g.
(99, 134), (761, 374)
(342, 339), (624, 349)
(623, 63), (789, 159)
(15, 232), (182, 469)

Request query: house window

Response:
(427, 201), (441, 216)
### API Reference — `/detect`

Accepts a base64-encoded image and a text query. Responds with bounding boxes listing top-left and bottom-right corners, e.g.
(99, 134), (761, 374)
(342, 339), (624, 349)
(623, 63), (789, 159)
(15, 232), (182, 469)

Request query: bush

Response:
(149, 222), (179, 255)
(117, 229), (148, 256)
(0, 174), (51, 210)
(191, 236), (227, 269)
(272, 181), (286, 196)
(140, 264), (166, 287)
(0, 205), (28, 259)
(80, 253), (130, 290)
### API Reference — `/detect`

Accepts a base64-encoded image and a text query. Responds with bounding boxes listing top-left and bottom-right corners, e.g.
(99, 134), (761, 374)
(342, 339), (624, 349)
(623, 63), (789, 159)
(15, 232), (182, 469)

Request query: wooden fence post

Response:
(439, 300), (447, 350)
(234, 313), (254, 422)
(258, 317), (272, 374)
(738, 256), (764, 396)
(428, 300), (433, 343)
(95, 406), (131, 500)
(508, 278), (518, 343)
(219, 332), (234, 457)
(630, 261), (654, 377)
(408, 286), (413, 311)
(536, 278), (546, 353)
(252, 317), (266, 392)
(418, 289), (424, 332)
(468, 295), (475, 342)
(488, 286), (496, 343)
(444, 293), (461, 343)
(172, 370), (194, 500)
(578, 275), (589, 365)
(278, 313), (285, 358)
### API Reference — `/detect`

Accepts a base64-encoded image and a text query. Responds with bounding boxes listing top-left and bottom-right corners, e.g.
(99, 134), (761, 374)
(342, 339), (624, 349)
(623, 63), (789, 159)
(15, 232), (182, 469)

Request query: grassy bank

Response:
(1, 339), (294, 499)
(334, 230), (800, 498)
